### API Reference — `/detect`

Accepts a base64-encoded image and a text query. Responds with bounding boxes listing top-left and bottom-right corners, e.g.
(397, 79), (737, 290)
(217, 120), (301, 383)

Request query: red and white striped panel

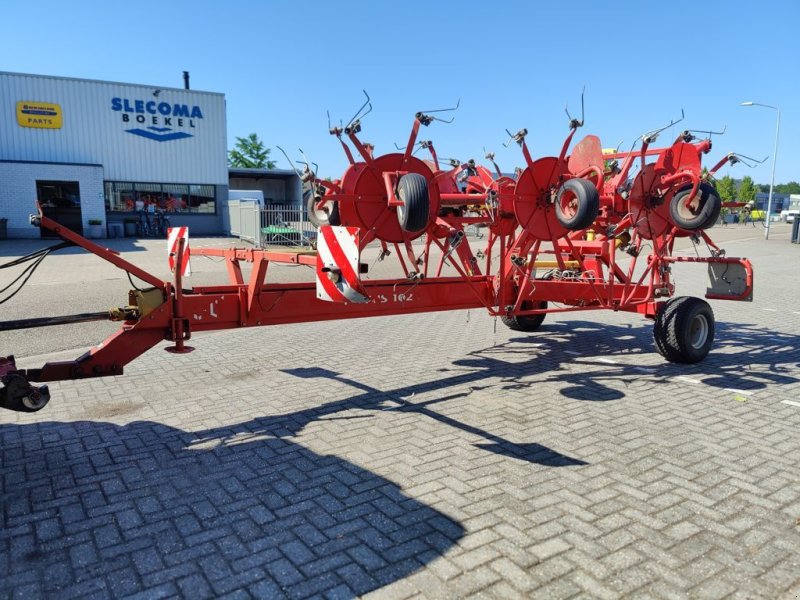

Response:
(316, 226), (368, 304)
(167, 227), (191, 277)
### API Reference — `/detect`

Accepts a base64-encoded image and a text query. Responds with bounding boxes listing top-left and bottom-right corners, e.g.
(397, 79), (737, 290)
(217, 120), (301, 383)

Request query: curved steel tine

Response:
(420, 98), (461, 115)
(361, 100), (373, 122)
(418, 99), (460, 124)
(503, 128), (516, 148)
(298, 148), (316, 177)
(641, 109), (685, 143)
(345, 90), (372, 130)
(439, 157), (460, 168)
(276, 145), (303, 178)
(327, 110), (342, 136)
(688, 125), (727, 137)
(395, 140), (427, 153)
(565, 86), (586, 128)
(732, 152), (769, 168)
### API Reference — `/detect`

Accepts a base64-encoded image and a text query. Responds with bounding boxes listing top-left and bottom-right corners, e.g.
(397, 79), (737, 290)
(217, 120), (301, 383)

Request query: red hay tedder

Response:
(0, 95), (754, 413)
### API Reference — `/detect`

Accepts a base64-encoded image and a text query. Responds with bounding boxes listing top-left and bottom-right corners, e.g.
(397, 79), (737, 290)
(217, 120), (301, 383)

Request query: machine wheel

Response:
(700, 187), (723, 229)
(653, 296), (715, 363)
(669, 183), (721, 231)
(555, 178), (600, 230)
(0, 375), (51, 413)
(501, 300), (548, 332)
(396, 173), (429, 233)
(306, 189), (340, 228)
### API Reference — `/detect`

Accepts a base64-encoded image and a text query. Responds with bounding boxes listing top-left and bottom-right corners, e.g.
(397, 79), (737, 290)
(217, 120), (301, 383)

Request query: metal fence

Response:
(228, 199), (262, 245)
(259, 204), (317, 248)
(229, 202), (487, 247)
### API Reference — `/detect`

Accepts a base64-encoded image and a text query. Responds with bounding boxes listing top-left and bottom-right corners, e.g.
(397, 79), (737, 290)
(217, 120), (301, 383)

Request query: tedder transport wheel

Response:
(306, 189), (340, 228)
(555, 178), (600, 231)
(396, 173), (429, 233)
(501, 300), (548, 332)
(700, 186), (723, 229)
(0, 374), (51, 413)
(653, 296), (715, 363)
(669, 183), (721, 231)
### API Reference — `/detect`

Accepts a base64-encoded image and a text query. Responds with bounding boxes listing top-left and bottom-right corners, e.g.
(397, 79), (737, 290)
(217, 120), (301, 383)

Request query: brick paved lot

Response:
(2, 227), (800, 598)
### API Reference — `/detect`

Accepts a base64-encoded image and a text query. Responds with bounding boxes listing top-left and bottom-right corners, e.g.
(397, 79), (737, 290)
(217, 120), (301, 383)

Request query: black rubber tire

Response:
(0, 376), (50, 413)
(700, 185), (723, 230)
(501, 300), (547, 332)
(555, 178), (600, 230)
(396, 173), (429, 233)
(306, 189), (340, 228)
(653, 296), (715, 363)
(669, 183), (721, 231)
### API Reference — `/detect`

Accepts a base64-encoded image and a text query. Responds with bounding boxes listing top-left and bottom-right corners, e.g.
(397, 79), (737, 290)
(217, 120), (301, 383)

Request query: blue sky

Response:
(2, 0), (797, 184)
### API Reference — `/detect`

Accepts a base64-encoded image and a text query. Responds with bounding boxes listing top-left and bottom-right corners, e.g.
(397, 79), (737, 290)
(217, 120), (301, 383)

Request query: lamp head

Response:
(740, 101), (754, 106)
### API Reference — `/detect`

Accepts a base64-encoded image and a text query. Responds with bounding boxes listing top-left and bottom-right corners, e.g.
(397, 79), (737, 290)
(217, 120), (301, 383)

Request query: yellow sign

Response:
(16, 101), (62, 129)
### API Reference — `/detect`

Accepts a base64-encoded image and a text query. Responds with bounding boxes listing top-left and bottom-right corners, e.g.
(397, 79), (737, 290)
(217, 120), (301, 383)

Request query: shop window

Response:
(162, 184), (189, 212)
(135, 183), (164, 211)
(105, 182), (215, 214)
(105, 182), (134, 211)
(189, 185), (216, 213)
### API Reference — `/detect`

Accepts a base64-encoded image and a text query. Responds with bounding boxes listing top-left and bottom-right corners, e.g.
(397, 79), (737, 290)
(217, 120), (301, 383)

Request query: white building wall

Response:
(0, 72), (227, 185)
(0, 162), (105, 238)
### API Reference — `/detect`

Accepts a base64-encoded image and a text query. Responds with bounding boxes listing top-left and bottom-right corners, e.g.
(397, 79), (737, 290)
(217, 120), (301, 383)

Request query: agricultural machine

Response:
(0, 95), (753, 413)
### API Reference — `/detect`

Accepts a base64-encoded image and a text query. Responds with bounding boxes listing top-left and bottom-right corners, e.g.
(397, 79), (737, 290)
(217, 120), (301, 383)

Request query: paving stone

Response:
(1, 232), (799, 598)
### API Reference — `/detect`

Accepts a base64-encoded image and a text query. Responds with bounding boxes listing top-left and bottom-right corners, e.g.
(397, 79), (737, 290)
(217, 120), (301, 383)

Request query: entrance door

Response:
(37, 181), (82, 237)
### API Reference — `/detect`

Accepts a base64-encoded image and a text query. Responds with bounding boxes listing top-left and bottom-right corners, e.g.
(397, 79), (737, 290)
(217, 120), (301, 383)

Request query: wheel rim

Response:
(313, 201), (331, 222)
(559, 190), (578, 219)
(689, 313), (709, 349)
(678, 193), (700, 220)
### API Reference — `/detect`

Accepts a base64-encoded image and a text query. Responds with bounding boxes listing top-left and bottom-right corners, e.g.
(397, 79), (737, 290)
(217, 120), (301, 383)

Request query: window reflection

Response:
(105, 182), (215, 214)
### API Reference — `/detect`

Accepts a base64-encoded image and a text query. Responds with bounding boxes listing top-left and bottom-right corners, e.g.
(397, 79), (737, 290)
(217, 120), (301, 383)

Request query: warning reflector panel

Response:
(316, 226), (368, 303)
(167, 227), (191, 277)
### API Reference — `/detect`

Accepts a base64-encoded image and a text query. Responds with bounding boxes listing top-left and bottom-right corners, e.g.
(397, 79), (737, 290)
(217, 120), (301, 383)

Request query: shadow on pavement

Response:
(0, 417), (464, 599)
(2, 317), (794, 597)
(283, 318), (799, 463)
(0, 239), (150, 257)
(283, 367), (587, 467)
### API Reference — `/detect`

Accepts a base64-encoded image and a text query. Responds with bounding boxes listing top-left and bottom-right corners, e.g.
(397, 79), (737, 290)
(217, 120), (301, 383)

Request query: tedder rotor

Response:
(0, 98), (753, 413)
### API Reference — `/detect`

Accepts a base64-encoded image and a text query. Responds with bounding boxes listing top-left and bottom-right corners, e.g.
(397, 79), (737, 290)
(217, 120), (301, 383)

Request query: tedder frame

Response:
(0, 98), (754, 413)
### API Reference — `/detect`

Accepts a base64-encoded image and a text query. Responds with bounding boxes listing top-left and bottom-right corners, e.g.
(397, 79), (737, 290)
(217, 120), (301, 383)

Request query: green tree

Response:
(738, 176), (757, 203)
(775, 181), (800, 195)
(228, 133), (276, 169)
(716, 175), (737, 202)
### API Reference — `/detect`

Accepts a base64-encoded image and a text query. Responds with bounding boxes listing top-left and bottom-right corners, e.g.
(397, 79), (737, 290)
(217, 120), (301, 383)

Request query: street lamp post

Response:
(740, 101), (780, 240)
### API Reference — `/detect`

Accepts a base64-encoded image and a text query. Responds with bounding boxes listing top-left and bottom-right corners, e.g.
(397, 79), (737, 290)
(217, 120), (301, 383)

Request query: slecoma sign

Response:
(111, 97), (204, 142)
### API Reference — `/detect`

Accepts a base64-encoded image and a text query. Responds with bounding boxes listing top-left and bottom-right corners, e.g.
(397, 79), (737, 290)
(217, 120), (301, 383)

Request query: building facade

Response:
(0, 71), (228, 238)
(754, 191), (790, 214)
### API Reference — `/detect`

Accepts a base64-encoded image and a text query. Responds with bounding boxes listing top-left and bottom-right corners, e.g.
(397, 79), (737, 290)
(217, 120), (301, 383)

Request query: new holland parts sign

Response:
(16, 101), (62, 129)
(111, 97), (203, 142)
